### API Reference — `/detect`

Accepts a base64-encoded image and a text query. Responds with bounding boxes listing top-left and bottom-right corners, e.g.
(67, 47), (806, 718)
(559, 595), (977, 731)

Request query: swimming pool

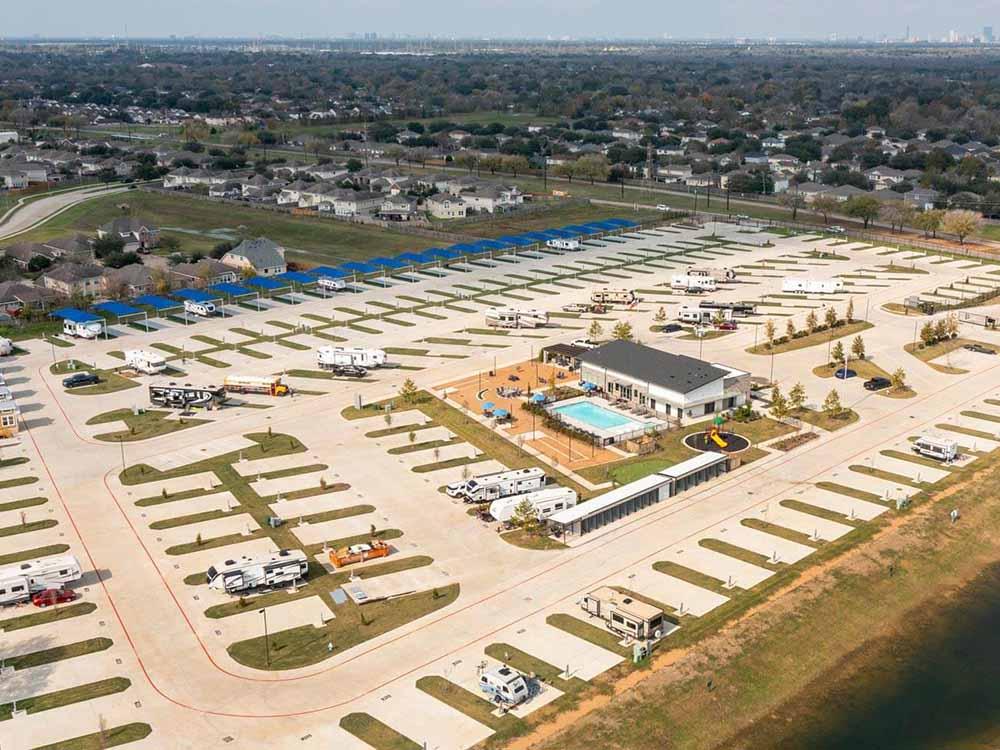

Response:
(551, 401), (643, 431)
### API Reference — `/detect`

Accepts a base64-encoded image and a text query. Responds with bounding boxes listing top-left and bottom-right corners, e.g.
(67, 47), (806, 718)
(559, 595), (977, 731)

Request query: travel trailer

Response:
(223, 375), (289, 396)
(183, 300), (216, 317)
(0, 554), (82, 606)
(317, 277), (347, 292)
(479, 666), (535, 706)
(671, 274), (717, 293)
(149, 383), (227, 409)
(912, 435), (958, 462)
(546, 238), (582, 251)
(590, 289), (639, 305)
(63, 319), (103, 339)
(698, 300), (757, 317)
(678, 306), (733, 325)
(689, 267), (737, 282)
(484, 308), (549, 329)
(317, 346), (387, 369)
(0, 337), (13, 356)
(206, 549), (308, 594)
(124, 349), (167, 375)
(488, 486), (578, 523)
(781, 278), (845, 295)
(448, 467), (547, 504)
(581, 586), (666, 641)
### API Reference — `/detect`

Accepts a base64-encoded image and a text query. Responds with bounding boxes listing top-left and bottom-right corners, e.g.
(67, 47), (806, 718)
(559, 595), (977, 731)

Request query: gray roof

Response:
(227, 237), (285, 269)
(578, 340), (729, 394)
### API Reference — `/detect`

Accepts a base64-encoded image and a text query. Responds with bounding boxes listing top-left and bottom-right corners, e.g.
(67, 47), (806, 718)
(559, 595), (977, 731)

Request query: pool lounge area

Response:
(549, 396), (666, 445)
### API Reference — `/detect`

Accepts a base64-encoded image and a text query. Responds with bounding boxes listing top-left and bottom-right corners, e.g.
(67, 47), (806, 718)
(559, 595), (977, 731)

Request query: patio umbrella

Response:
(494, 408), (510, 419)
(482, 401), (495, 412)
(530, 393), (547, 403)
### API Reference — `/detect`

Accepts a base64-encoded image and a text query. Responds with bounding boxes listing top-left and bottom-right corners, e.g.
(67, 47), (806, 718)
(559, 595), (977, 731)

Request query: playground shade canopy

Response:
(51, 307), (101, 322)
(135, 294), (181, 311)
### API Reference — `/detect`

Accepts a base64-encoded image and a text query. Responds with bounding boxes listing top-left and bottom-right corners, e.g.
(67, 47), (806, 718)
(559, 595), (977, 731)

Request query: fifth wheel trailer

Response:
(590, 288), (639, 305)
(546, 238), (582, 251)
(488, 486), (578, 523)
(0, 554), (82, 606)
(206, 549), (309, 594)
(448, 467), (547, 503)
(581, 586), (666, 641)
(671, 275), (717, 293)
(317, 346), (387, 369)
(149, 383), (227, 409)
(781, 278), (845, 294)
(484, 308), (549, 329)
(678, 306), (734, 324)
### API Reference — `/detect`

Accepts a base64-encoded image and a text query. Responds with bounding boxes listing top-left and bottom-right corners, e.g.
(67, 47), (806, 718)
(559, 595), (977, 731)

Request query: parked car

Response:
(659, 323), (683, 333)
(964, 343), (996, 355)
(655, 204), (670, 212)
(31, 588), (78, 607)
(571, 339), (598, 349)
(62, 372), (99, 388)
(864, 377), (891, 391)
(828, 225), (846, 234)
(717, 321), (738, 330)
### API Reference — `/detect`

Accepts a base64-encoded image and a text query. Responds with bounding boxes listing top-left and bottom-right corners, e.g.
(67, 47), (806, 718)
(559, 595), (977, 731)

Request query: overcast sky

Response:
(2, 0), (996, 40)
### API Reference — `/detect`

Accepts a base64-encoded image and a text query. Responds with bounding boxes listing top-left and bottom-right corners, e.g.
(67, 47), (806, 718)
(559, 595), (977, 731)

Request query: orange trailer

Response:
(329, 540), (390, 568)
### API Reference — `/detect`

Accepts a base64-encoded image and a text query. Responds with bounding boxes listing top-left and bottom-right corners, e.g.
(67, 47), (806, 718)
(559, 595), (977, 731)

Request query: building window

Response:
(1, 414), (16, 427)
(704, 401), (716, 414)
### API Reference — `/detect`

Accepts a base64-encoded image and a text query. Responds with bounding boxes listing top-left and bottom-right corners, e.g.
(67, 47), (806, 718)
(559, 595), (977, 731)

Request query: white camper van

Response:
(63, 319), (103, 339)
(479, 666), (535, 706)
(912, 435), (958, 462)
(183, 300), (216, 317)
(206, 549), (308, 594)
(488, 486), (578, 523)
(485, 308), (549, 329)
(451, 467), (547, 504)
(671, 274), (717, 293)
(317, 346), (387, 369)
(124, 349), (167, 375)
(0, 554), (83, 606)
(781, 278), (845, 295)
(546, 238), (582, 251)
(317, 277), (347, 292)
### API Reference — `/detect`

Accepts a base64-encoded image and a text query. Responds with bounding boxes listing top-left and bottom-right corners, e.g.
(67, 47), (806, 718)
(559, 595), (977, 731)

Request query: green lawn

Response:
(748, 321), (874, 355)
(340, 713), (421, 750)
(51, 361), (139, 396)
(32, 722), (152, 750)
(85, 408), (207, 442)
(0, 677), (131, 721)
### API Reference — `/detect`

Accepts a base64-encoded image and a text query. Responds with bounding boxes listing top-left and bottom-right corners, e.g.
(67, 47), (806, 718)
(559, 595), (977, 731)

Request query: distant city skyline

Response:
(2, 0), (999, 42)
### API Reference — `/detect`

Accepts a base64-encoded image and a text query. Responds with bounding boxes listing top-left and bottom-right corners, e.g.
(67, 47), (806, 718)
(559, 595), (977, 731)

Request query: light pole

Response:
(118, 436), (125, 473)
(259, 608), (270, 668)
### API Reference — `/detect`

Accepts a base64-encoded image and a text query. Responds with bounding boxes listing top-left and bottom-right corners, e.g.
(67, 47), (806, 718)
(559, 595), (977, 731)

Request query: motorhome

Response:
(485, 308), (549, 329)
(223, 375), (289, 396)
(0, 338), (13, 356)
(63, 319), (103, 339)
(317, 277), (347, 292)
(698, 300), (757, 317)
(149, 383), (227, 409)
(590, 289), (639, 305)
(690, 267), (737, 282)
(912, 435), (959, 462)
(124, 349), (167, 375)
(450, 467), (547, 504)
(581, 586), (666, 641)
(671, 274), (717, 293)
(546, 238), (582, 251)
(206, 549), (308, 594)
(317, 346), (387, 369)
(488, 486), (578, 523)
(678, 306), (733, 324)
(781, 278), (845, 295)
(0, 554), (82, 606)
(183, 300), (216, 317)
(479, 666), (535, 706)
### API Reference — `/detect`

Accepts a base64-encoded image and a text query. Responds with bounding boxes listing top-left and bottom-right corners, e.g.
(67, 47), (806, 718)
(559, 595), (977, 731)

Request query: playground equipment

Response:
(708, 415), (728, 449)
(329, 540), (390, 568)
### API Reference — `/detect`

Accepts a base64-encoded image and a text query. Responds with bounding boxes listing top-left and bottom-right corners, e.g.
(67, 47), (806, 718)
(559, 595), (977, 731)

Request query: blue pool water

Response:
(552, 401), (641, 431)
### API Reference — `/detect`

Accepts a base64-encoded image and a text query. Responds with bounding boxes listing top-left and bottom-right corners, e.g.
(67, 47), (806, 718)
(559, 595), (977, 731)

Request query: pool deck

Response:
(548, 395), (667, 444)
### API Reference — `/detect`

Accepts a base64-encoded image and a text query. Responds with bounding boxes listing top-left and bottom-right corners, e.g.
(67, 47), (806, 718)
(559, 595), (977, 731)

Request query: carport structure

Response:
(134, 293), (189, 324)
(209, 281), (261, 310)
(51, 306), (108, 339)
(174, 287), (227, 317)
(93, 300), (149, 329)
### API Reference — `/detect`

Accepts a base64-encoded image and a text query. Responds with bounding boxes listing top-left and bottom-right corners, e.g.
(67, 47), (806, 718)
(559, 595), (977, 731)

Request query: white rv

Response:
(488, 486), (578, 523)
(678, 306), (733, 324)
(479, 666), (535, 706)
(581, 586), (666, 641)
(781, 278), (845, 295)
(206, 549), (309, 594)
(546, 238), (582, 251)
(453, 467), (547, 504)
(317, 277), (347, 292)
(183, 299), (216, 317)
(0, 338), (13, 356)
(671, 274), (717, 293)
(63, 319), (103, 339)
(317, 346), (387, 369)
(0, 554), (83, 606)
(124, 349), (167, 375)
(591, 289), (639, 305)
(689, 267), (736, 282)
(912, 435), (958, 462)
(485, 308), (549, 329)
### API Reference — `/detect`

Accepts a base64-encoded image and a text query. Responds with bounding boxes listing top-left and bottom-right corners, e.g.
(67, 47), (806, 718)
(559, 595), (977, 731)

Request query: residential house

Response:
(221, 237), (287, 277)
(0, 168), (28, 189)
(379, 195), (417, 221)
(824, 184), (869, 202)
(3, 242), (58, 269)
(42, 263), (105, 297)
(97, 217), (160, 251)
(170, 259), (238, 288)
(743, 152), (770, 166)
(792, 182), (832, 203)
(865, 166), (907, 190)
(425, 193), (467, 219)
(684, 173), (720, 188)
(41, 235), (93, 262)
(102, 264), (155, 297)
(0, 280), (55, 313)
(905, 187), (940, 211)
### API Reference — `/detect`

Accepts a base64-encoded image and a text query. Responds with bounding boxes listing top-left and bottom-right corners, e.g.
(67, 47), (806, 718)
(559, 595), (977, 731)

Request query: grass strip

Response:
(340, 714), (421, 750)
(0, 678), (131, 722)
(32, 722), (152, 750)
(7, 637), (113, 672)
(0, 603), (97, 633)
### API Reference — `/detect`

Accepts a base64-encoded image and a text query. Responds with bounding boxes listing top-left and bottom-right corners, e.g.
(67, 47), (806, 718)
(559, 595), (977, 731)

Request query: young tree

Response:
(933, 318), (949, 342)
(785, 318), (796, 340)
(890, 367), (907, 392)
(944, 312), (960, 339)
(713, 310), (727, 327)
(914, 209), (945, 238)
(612, 321), (634, 341)
(805, 309), (818, 336)
(824, 306), (839, 329)
(940, 209), (982, 244)
(764, 318), (777, 349)
(920, 321), (937, 347)
(845, 297), (855, 323)
(770, 386), (789, 420)
(788, 382), (806, 411)
(587, 319), (604, 341)
(831, 340), (845, 364)
(399, 378), (418, 403)
(850, 335), (866, 360)
(654, 306), (667, 324)
(510, 498), (539, 532)
(822, 389), (843, 418)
